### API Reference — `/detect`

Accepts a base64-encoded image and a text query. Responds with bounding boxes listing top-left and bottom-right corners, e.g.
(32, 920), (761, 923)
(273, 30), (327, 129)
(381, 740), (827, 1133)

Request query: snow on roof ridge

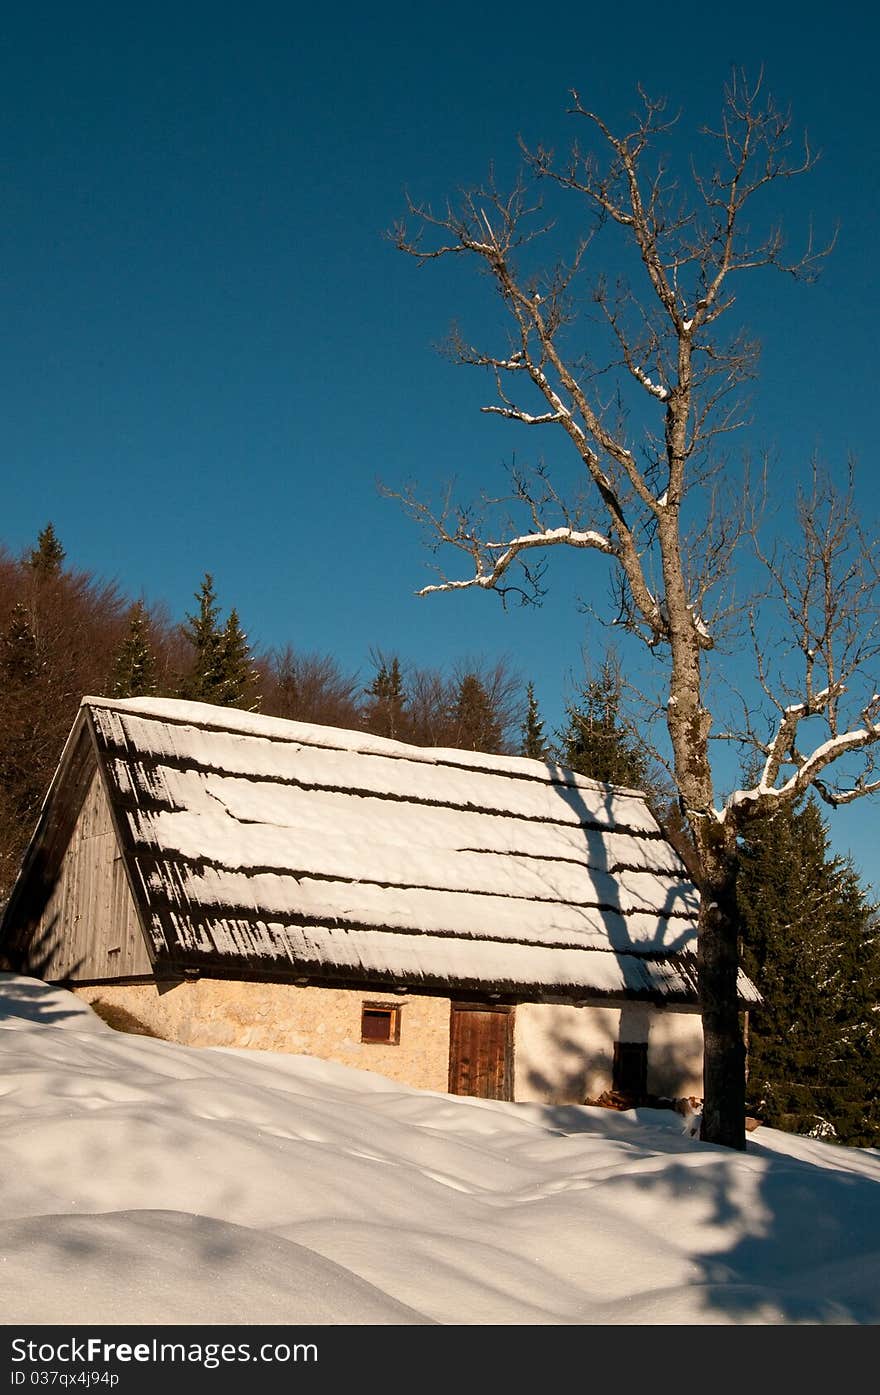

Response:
(80, 695), (650, 800)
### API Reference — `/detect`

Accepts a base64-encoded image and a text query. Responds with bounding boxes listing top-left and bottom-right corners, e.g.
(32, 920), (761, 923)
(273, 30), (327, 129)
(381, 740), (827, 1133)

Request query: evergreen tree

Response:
(557, 657), (651, 791)
(0, 547), (154, 897)
(179, 574), (224, 703)
(738, 797), (880, 1147)
(450, 672), (503, 753)
(365, 654), (407, 739)
(0, 602), (45, 891)
(215, 608), (260, 710)
(521, 681), (548, 759)
(1, 602), (39, 685)
(28, 523), (65, 578)
(179, 578), (259, 710)
(112, 601), (157, 699)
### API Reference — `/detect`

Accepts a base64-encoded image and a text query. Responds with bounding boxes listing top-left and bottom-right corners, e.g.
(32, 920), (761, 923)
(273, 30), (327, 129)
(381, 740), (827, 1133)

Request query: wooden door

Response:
(448, 1004), (513, 1100)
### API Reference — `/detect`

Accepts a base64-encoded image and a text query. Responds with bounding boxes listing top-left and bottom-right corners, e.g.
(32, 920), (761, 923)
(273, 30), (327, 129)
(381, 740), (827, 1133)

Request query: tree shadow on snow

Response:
(524, 769), (879, 1324)
(542, 1104), (880, 1322)
(0, 972), (87, 1028)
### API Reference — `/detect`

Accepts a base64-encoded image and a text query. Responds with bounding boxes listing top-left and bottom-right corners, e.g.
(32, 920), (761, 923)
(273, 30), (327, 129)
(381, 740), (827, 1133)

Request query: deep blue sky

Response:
(1, 4), (878, 885)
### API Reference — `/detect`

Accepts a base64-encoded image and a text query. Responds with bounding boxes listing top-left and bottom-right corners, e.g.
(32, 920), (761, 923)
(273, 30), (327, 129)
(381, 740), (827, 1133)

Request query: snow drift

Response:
(1, 974), (877, 1325)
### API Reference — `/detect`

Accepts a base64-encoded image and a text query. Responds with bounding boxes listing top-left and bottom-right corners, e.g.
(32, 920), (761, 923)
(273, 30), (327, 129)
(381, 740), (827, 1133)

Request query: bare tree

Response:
(390, 73), (878, 1149)
(404, 664), (454, 747)
(260, 646), (363, 731)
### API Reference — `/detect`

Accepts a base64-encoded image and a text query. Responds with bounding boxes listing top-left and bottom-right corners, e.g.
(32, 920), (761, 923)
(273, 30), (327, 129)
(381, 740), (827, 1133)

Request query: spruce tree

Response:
(557, 657), (651, 791)
(0, 554), (131, 898)
(0, 603), (44, 890)
(738, 797), (880, 1146)
(1, 602), (39, 685)
(180, 574), (224, 703)
(28, 523), (65, 577)
(521, 681), (548, 759)
(215, 608), (260, 710)
(112, 601), (157, 699)
(179, 578), (259, 710)
(450, 672), (503, 753)
(365, 655), (407, 739)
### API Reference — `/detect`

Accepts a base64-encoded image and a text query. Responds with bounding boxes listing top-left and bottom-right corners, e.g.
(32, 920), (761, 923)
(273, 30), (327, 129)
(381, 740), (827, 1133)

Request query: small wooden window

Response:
(361, 1002), (401, 1044)
(613, 1041), (648, 1097)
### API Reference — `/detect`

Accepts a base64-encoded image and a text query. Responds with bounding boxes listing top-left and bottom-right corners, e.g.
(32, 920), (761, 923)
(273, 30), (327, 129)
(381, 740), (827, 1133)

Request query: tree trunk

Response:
(697, 850), (746, 1149)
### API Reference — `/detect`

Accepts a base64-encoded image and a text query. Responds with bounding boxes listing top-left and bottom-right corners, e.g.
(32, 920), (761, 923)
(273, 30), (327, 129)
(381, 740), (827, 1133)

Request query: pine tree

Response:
(738, 797), (880, 1146)
(365, 655), (407, 739)
(0, 602), (45, 891)
(0, 553), (129, 898)
(450, 672), (503, 753)
(215, 608), (260, 710)
(0, 602), (39, 685)
(557, 657), (651, 791)
(179, 574), (224, 703)
(112, 601), (157, 699)
(521, 681), (548, 759)
(28, 523), (65, 578)
(179, 577), (259, 710)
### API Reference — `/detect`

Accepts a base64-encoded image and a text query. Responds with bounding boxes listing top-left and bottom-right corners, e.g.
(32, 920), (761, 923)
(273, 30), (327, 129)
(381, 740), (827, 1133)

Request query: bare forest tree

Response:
(391, 74), (880, 1148)
(260, 646), (364, 730)
(404, 664), (454, 747)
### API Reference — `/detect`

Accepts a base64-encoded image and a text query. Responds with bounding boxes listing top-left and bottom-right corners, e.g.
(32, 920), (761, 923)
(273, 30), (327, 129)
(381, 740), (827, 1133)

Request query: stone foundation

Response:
(73, 979), (452, 1092)
(72, 978), (704, 1104)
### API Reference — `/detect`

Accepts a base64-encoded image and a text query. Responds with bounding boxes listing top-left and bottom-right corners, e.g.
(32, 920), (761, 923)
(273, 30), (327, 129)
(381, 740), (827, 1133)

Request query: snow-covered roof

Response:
(16, 696), (758, 1003)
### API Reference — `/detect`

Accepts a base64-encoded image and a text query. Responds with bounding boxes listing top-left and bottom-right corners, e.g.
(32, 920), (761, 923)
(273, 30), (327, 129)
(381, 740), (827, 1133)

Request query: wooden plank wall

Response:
(29, 769), (151, 981)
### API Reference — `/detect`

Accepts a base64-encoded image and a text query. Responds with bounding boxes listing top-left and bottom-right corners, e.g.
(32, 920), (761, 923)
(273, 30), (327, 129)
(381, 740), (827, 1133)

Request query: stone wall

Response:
(73, 979), (452, 1092)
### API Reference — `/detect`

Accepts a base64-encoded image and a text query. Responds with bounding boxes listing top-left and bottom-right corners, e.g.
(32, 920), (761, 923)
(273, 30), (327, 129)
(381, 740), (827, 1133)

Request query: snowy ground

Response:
(1, 973), (878, 1326)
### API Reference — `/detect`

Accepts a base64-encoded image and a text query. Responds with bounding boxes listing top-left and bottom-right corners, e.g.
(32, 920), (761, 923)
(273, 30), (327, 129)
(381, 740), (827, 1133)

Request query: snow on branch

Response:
(727, 694), (880, 817)
(631, 366), (670, 402)
(482, 405), (570, 426)
(417, 526), (613, 596)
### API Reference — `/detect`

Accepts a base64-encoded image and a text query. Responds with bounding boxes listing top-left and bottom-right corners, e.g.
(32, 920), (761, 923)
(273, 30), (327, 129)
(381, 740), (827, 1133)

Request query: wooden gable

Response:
(2, 713), (152, 982)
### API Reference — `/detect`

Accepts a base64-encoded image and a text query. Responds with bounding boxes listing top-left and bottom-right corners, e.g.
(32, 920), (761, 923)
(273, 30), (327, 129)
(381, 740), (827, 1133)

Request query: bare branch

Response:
(388, 75), (869, 1146)
(418, 525), (614, 596)
(389, 76), (865, 960)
